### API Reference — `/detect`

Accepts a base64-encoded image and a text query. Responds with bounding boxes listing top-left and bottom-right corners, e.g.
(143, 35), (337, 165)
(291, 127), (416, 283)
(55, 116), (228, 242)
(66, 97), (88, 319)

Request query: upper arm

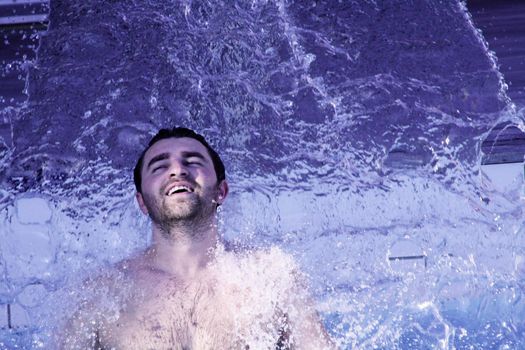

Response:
(56, 299), (101, 350)
(255, 247), (335, 349)
(279, 273), (335, 349)
(283, 297), (335, 349)
(55, 273), (115, 350)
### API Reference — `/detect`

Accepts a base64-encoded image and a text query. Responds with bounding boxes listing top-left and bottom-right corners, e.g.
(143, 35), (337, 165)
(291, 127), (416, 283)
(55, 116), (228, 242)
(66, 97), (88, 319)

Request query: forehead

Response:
(143, 137), (211, 162)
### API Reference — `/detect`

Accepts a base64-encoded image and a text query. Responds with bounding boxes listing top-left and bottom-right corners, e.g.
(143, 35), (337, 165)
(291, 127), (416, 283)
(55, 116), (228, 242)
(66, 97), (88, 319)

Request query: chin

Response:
(164, 205), (197, 219)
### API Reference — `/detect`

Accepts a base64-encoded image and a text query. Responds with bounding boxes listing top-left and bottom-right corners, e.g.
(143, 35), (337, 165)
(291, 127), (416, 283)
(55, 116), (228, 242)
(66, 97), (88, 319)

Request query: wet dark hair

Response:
(133, 127), (226, 193)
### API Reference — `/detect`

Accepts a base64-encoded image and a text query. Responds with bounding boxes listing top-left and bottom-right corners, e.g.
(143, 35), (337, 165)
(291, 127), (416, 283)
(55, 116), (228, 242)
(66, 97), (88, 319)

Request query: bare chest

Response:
(98, 279), (278, 349)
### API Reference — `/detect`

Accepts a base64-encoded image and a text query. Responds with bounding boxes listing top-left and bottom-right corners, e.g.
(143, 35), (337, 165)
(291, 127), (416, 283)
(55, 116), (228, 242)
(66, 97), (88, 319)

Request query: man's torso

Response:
(91, 248), (294, 349)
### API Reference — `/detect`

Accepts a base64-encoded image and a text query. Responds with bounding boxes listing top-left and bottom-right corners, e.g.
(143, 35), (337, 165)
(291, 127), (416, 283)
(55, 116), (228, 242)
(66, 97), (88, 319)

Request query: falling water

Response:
(1, 0), (524, 348)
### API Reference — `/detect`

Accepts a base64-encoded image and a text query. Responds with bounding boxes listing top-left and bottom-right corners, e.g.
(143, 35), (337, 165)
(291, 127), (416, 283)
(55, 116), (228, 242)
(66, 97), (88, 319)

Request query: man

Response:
(59, 127), (334, 349)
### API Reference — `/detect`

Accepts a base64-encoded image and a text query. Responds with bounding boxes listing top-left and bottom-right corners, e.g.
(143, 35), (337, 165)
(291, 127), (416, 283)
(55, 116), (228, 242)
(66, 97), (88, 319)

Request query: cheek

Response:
(142, 177), (161, 193)
(199, 171), (218, 186)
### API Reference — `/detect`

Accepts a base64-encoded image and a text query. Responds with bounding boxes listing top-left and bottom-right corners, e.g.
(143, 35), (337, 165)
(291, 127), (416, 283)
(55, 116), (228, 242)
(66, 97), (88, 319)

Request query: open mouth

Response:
(166, 184), (194, 196)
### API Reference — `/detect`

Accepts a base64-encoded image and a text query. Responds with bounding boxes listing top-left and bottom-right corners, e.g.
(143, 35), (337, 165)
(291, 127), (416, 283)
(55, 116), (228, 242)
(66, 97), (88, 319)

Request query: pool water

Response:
(1, 0), (525, 348)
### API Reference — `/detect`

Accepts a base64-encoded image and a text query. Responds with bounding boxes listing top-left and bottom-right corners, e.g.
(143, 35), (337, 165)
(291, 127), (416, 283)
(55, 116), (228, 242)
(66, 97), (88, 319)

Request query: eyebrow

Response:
(146, 151), (208, 170)
(146, 152), (170, 170)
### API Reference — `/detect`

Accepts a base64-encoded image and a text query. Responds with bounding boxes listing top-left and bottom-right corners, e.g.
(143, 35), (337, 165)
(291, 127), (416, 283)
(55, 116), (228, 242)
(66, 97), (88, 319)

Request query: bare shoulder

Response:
(76, 258), (136, 297)
(233, 246), (335, 349)
(223, 245), (298, 273)
(251, 245), (297, 265)
(252, 246), (306, 290)
(67, 259), (137, 316)
(213, 245), (300, 290)
(55, 256), (141, 349)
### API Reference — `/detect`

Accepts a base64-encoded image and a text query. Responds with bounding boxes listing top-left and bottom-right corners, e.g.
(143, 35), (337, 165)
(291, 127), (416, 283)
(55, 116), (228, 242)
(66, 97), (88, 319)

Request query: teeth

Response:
(167, 185), (192, 196)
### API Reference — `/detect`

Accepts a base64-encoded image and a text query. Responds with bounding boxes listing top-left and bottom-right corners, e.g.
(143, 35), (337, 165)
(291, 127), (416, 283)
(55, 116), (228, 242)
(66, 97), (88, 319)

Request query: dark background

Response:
(468, 0), (525, 106)
(1, 0), (524, 163)
(468, 0), (525, 163)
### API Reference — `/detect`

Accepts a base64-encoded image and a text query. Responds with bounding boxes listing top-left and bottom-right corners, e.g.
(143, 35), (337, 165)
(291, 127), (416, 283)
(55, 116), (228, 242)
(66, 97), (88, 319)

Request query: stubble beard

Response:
(142, 185), (218, 238)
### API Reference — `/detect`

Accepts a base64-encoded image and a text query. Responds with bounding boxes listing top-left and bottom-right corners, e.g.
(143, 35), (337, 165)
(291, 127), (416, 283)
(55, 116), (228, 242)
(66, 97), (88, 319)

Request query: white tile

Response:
(388, 239), (426, 273)
(0, 304), (7, 329)
(17, 283), (48, 308)
(8, 303), (30, 329)
(15, 197), (52, 224)
(0, 0), (48, 6)
(481, 162), (523, 193)
(3, 227), (54, 280)
(389, 255), (427, 273)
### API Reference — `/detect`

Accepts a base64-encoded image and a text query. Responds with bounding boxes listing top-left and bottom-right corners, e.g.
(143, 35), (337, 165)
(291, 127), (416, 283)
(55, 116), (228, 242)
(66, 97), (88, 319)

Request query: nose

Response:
(169, 159), (188, 178)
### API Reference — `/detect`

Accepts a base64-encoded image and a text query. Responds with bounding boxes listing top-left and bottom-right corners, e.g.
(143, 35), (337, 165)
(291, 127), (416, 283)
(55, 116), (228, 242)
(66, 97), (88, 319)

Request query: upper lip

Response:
(164, 181), (195, 196)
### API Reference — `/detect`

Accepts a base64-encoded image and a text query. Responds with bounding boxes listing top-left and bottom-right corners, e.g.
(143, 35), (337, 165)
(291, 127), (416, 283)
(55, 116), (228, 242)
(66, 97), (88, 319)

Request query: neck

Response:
(146, 217), (219, 280)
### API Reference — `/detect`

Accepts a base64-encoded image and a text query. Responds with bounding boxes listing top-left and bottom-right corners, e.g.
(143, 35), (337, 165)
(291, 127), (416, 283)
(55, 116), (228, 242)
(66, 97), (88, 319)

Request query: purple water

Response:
(1, 0), (525, 348)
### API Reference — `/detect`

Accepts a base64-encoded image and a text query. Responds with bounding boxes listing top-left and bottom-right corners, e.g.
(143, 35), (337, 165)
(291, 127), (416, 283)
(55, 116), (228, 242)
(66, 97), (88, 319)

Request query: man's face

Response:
(136, 137), (228, 231)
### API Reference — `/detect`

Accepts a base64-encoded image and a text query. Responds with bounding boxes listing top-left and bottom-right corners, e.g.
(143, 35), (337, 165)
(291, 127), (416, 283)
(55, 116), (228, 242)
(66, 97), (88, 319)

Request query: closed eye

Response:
(184, 157), (203, 166)
(180, 151), (207, 166)
(152, 164), (167, 173)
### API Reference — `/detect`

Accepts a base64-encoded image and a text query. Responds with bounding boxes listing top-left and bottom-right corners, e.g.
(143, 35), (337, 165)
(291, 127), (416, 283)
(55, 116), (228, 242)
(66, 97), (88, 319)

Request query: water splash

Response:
(1, 0), (524, 348)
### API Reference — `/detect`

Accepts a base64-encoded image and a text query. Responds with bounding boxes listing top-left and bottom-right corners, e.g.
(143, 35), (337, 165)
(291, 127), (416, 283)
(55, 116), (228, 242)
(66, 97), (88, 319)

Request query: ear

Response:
(215, 180), (229, 205)
(135, 192), (149, 215)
